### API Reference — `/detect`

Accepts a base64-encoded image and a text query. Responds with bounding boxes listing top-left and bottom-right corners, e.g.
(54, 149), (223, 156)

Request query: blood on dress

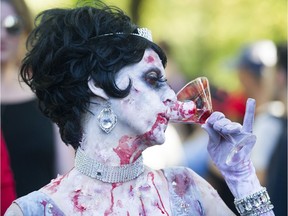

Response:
(116, 200), (123, 208)
(148, 172), (169, 216)
(44, 174), (66, 193)
(171, 173), (192, 197)
(40, 200), (47, 215)
(40, 197), (65, 215)
(167, 168), (205, 215)
(129, 185), (134, 197)
(139, 195), (147, 216)
(72, 189), (86, 213)
(104, 183), (121, 216)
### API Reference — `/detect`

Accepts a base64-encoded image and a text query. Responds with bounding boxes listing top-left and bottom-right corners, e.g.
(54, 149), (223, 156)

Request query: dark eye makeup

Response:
(144, 68), (167, 88)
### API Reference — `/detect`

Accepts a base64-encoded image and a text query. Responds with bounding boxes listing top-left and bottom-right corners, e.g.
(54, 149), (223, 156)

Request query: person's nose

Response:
(161, 85), (177, 105)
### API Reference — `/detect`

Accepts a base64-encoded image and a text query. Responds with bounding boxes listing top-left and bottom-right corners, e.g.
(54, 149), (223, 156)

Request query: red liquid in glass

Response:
(198, 110), (212, 124)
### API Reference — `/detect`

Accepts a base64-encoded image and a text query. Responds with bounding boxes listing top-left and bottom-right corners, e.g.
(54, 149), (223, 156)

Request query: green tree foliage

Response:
(139, 0), (286, 89)
(26, 0), (286, 90)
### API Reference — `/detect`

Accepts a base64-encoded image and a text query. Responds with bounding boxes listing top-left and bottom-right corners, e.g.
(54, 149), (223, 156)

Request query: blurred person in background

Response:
(266, 42), (287, 215)
(1, 0), (74, 199)
(235, 40), (281, 185)
(205, 40), (281, 213)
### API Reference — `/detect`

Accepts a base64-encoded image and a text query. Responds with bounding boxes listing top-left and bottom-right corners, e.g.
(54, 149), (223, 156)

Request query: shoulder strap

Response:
(14, 191), (64, 216)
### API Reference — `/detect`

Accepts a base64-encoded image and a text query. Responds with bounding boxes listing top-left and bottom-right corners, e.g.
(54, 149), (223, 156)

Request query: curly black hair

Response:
(20, 1), (167, 149)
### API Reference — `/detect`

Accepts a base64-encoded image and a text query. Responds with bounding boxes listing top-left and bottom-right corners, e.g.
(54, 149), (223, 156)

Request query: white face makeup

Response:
(110, 49), (177, 145)
(0, 2), (22, 63)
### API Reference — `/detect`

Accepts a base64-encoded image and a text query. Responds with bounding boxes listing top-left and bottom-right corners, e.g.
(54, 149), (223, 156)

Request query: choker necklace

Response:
(75, 148), (144, 183)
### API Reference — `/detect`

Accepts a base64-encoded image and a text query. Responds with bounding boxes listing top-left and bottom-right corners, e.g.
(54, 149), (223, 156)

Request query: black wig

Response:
(20, 1), (167, 149)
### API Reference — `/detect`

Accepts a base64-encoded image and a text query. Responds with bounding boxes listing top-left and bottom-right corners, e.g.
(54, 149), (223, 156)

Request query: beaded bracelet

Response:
(234, 187), (274, 216)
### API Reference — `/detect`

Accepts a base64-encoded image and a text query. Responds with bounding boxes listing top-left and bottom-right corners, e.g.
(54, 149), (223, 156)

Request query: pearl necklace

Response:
(74, 148), (144, 183)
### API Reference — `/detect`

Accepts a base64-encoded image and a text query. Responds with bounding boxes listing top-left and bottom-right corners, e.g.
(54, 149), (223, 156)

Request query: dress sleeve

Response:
(13, 191), (65, 216)
(162, 166), (235, 216)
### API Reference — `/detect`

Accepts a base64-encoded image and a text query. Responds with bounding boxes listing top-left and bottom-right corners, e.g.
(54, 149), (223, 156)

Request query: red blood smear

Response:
(146, 56), (154, 63)
(104, 183), (120, 216)
(40, 200), (47, 216)
(148, 172), (169, 216)
(139, 195), (146, 216)
(72, 189), (86, 213)
(136, 114), (168, 146)
(172, 173), (192, 197)
(129, 185), (133, 195)
(114, 113), (168, 164)
(114, 136), (136, 165)
(45, 175), (65, 193)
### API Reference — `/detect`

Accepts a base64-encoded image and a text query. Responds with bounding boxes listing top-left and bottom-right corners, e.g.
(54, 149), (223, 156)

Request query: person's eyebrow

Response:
(142, 66), (162, 76)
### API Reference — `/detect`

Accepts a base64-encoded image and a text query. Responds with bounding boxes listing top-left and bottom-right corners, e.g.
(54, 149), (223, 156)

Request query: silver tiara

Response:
(97, 28), (153, 42)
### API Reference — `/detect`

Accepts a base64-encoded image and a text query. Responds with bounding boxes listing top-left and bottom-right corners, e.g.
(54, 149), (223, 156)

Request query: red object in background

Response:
(1, 131), (17, 215)
(225, 93), (246, 122)
(211, 86), (246, 123)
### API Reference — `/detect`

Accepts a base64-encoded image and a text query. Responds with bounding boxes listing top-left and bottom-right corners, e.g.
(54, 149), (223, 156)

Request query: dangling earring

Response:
(97, 103), (117, 133)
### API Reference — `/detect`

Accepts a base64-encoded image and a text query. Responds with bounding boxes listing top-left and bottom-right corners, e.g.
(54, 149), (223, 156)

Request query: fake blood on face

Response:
(138, 113), (168, 142)
(114, 113), (168, 165)
(145, 55), (155, 63)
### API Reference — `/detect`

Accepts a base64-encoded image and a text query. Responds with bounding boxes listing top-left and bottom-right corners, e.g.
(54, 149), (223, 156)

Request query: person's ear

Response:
(88, 78), (109, 100)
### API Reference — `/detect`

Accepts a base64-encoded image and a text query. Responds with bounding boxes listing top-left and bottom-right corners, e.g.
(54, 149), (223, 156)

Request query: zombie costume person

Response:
(5, 2), (274, 216)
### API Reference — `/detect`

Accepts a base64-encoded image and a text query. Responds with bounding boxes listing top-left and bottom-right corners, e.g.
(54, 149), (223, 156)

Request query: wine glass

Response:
(169, 77), (253, 166)
(170, 77), (213, 124)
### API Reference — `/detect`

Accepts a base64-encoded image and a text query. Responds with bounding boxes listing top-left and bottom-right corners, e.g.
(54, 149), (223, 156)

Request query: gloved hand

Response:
(202, 98), (262, 198)
(202, 98), (256, 169)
